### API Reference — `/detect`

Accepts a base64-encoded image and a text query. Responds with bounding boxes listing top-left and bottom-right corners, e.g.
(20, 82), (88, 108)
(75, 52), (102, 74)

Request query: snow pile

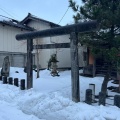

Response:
(0, 67), (119, 120)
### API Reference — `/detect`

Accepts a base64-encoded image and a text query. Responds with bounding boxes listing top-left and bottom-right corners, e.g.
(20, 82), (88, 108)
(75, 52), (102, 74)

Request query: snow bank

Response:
(0, 67), (119, 120)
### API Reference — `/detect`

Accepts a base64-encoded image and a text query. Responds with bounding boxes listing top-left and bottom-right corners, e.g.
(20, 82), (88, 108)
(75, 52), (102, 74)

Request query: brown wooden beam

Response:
(70, 32), (80, 102)
(33, 43), (70, 49)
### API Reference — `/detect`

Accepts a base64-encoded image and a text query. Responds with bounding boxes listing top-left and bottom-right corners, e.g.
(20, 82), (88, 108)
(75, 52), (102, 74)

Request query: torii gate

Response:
(16, 21), (98, 102)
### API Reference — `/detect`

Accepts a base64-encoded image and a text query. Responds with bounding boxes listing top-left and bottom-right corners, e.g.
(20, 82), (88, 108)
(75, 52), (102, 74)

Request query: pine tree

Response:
(69, 0), (120, 95)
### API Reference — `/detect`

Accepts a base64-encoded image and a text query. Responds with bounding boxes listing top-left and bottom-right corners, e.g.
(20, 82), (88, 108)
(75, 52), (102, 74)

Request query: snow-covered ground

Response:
(0, 67), (120, 120)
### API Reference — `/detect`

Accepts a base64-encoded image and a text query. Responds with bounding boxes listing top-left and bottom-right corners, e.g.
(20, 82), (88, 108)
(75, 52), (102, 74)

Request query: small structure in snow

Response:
(1, 56), (10, 77)
(48, 54), (59, 77)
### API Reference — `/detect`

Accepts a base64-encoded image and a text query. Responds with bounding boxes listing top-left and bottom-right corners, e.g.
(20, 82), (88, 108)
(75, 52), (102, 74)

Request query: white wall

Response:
(50, 35), (71, 68)
(50, 35), (86, 68)
(0, 20), (86, 68)
(27, 20), (86, 69)
(28, 20), (51, 68)
(0, 24), (28, 53)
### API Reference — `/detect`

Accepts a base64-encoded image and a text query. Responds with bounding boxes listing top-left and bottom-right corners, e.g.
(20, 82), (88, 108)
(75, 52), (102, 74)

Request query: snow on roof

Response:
(0, 15), (11, 21)
(0, 13), (60, 32)
(0, 15), (34, 31)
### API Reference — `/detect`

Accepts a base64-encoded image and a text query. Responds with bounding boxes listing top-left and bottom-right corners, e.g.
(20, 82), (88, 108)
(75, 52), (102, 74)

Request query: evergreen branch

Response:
(69, 0), (79, 12)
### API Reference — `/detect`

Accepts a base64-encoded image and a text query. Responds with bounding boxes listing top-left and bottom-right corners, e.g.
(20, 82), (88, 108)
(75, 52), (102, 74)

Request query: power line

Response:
(58, 7), (70, 25)
(0, 14), (12, 20)
(0, 14), (19, 23)
(0, 4), (20, 20)
(0, 7), (15, 19)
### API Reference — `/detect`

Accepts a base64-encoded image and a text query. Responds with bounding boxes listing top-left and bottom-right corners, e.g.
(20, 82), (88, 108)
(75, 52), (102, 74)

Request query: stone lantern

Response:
(49, 54), (59, 76)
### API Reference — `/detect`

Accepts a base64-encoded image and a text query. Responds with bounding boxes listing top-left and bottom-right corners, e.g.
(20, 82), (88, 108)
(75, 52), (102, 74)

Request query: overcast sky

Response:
(0, 0), (81, 26)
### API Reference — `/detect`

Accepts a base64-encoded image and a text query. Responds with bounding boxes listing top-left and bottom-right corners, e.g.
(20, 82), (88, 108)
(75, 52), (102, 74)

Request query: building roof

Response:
(20, 13), (60, 28)
(0, 20), (34, 31)
(0, 13), (60, 31)
(0, 15), (34, 31)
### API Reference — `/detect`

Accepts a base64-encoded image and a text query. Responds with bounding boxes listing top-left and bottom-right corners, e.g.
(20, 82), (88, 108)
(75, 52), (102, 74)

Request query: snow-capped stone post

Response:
(99, 92), (106, 105)
(3, 76), (7, 84)
(89, 84), (95, 102)
(8, 77), (13, 85)
(85, 89), (92, 104)
(114, 95), (120, 108)
(20, 79), (25, 90)
(0, 76), (2, 81)
(14, 78), (19, 87)
(70, 32), (80, 102)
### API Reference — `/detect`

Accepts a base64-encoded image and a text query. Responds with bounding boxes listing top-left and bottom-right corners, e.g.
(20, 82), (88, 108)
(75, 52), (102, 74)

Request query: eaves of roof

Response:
(20, 13), (60, 28)
(0, 20), (34, 31)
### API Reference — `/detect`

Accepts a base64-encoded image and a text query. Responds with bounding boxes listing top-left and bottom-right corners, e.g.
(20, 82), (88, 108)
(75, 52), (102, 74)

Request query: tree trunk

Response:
(101, 63), (111, 95)
(101, 73), (110, 94)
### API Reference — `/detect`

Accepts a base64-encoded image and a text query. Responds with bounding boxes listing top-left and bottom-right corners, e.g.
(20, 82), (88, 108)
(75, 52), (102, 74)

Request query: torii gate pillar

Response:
(70, 32), (80, 102)
(27, 39), (33, 89)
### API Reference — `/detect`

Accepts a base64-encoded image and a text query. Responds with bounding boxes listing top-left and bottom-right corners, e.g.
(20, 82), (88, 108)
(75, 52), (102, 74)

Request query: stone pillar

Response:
(8, 77), (13, 85)
(99, 92), (106, 105)
(20, 79), (25, 90)
(114, 95), (120, 108)
(85, 89), (92, 104)
(1, 56), (10, 77)
(89, 84), (95, 102)
(3, 76), (7, 84)
(14, 78), (19, 87)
